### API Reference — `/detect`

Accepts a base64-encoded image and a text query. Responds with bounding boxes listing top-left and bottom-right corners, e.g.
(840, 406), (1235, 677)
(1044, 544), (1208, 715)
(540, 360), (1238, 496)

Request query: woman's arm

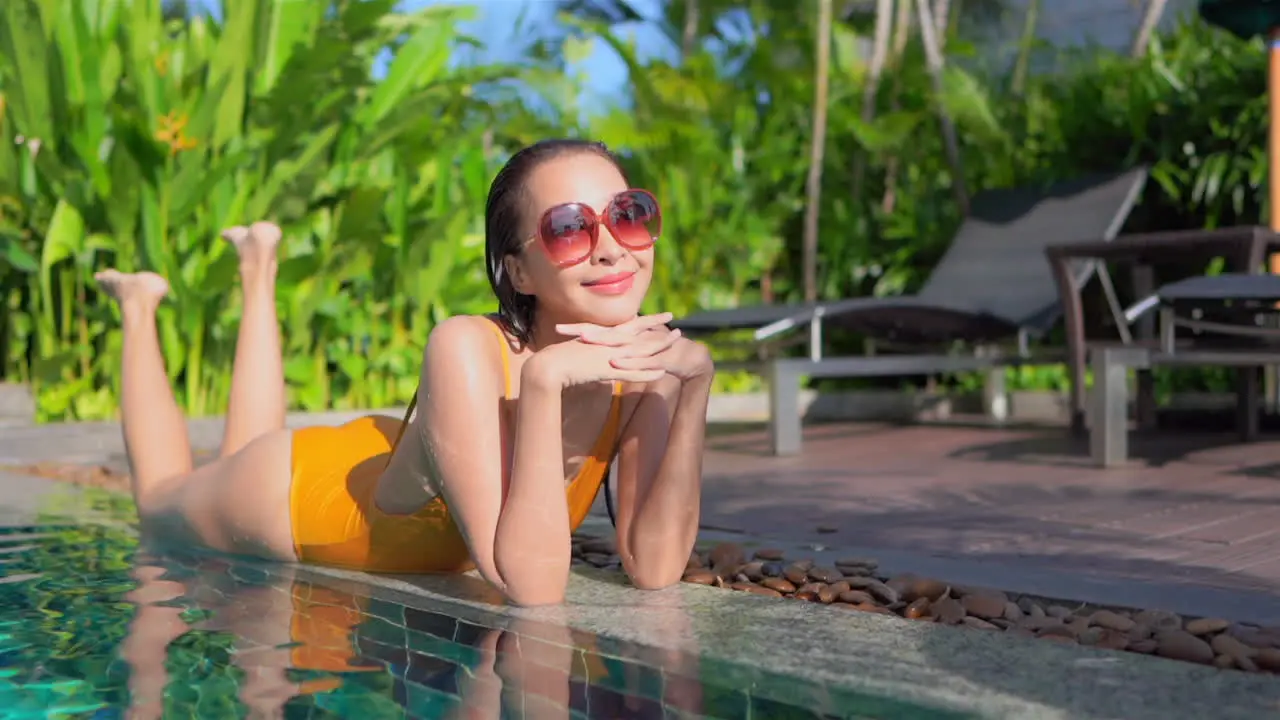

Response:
(391, 316), (573, 606)
(613, 350), (714, 589)
(489, 359), (574, 605)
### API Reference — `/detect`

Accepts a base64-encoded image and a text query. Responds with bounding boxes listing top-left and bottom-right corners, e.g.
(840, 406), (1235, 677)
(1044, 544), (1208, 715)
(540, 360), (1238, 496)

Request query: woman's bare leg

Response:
(220, 222), (286, 457)
(95, 270), (192, 509)
(120, 563), (191, 720)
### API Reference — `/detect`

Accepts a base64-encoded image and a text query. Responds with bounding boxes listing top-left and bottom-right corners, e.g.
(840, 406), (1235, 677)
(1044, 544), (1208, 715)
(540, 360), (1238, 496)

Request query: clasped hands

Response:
(529, 313), (713, 389)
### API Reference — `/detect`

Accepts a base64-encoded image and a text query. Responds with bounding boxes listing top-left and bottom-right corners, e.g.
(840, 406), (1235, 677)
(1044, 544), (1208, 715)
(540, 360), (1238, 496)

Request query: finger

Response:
(609, 356), (669, 372)
(607, 368), (667, 383)
(579, 324), (674, 347)
(622, 312), (673, 330)
(612, 329), (680, 358)
(555, 322), (603, 336)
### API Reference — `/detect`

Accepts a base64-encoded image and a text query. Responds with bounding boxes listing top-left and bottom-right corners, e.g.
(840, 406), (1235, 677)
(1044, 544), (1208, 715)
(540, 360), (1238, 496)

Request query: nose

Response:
(591, 224), (626, 265)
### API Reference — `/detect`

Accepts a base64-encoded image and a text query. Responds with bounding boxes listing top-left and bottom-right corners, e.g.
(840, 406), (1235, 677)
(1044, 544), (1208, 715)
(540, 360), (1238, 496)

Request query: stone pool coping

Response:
(303, 567), (1280, 720)
(3, 471), (1280, 718)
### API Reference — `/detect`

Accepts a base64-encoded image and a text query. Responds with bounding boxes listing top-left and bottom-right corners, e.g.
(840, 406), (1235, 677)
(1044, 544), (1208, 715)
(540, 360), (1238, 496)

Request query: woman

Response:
(95, 139), (713, 606)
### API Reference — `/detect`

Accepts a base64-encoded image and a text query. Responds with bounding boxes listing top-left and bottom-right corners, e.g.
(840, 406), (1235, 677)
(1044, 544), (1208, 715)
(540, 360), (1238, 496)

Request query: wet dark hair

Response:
(484, 138), (626, 347)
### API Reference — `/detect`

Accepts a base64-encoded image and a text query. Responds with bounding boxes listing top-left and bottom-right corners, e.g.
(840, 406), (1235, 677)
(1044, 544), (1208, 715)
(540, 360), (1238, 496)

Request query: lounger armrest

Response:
(1123, 294), (1160, 325)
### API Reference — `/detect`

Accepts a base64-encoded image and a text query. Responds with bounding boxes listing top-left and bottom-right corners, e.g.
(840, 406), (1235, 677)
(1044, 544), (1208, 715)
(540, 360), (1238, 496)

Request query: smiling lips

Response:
(582, 271), (636, 295)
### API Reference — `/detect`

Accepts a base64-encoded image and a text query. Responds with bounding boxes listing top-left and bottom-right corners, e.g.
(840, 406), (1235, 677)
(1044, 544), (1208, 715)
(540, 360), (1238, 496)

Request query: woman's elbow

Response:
(503, 586), (567, 607)
(626, 563), (684, 591)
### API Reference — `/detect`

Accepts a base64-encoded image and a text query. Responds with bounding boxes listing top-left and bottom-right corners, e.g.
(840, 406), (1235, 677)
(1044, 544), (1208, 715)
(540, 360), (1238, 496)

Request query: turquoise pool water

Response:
(0, 521), (968, 719)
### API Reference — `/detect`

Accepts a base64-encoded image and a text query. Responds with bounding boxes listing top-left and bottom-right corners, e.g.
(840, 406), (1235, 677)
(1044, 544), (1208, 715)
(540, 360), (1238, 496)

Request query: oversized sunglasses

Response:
(525, 189), (662, 267)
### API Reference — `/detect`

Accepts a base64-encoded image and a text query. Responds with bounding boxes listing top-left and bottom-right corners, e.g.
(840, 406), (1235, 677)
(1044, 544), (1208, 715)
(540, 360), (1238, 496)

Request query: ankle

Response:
(238, 259), (278, 283)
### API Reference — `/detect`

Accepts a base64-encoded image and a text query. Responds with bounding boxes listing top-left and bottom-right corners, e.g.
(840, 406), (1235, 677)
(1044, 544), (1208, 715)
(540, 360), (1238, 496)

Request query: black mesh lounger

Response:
(673, 167), (1151, 455)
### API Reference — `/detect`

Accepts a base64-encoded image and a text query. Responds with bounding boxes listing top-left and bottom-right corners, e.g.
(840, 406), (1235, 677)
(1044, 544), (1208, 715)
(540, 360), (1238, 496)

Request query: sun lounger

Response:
(674, 168), (1151, 454)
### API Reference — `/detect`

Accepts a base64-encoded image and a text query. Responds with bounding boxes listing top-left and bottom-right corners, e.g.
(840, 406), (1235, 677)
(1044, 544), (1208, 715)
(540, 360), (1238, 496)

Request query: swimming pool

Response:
(0, 520), (966, 719)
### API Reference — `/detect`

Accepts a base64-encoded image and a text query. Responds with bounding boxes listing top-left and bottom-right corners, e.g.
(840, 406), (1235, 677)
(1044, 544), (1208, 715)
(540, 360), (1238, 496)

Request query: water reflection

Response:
(118, 551), (706, 718)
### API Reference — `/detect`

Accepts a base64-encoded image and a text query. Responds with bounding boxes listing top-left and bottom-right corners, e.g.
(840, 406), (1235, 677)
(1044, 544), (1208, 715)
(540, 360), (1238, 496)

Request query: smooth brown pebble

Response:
(683, 570), (716, 585)
(1185, 617), (1229, 636)
(1020, 616), (1064, 632)
(1046, 605), (1072, 619)
(829, 580), (851, 595)
(1089, 610), (1135, 632)
(961, 592), (1008, 620)
(962, 616), (999, 631)
(1155, 630), (1215, 665)
(1211, 634), (1257, 660)
(783, 565), (809, 585)
(739, 561), (765, 582)
(1127, 623), (1154, 641)
(1213, 654), (1235, 669)
(753, 548), (785, 561)
(839, 589), (876, 605)
(1133, 609), (1182, 632)
(857, 603), (894, 615)
(1019, 599), (1046, 619)
(808, 566), (843, 584)
(1129, 639), (1157, 654)
(866, 580), (900, 605)
(1094, 629), (1130, 651)
(1003, 601), (1024, 622)
(1038, 624), (1077, 640)
(795, 590), (819, 602)
(741, 584), (783, 598)
(888, 575), (949, 603)
(708, 542), (745, 570)
(905, 597), (931, 620)
(932, 597), (966, 625)
(761, 577), (796, 594)
(1256, 648), (1280, 672)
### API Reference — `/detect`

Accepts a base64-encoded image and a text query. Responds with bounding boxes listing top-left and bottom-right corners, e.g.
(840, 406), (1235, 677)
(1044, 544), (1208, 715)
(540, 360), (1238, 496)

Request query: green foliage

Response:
(0, 2), (1267, 419)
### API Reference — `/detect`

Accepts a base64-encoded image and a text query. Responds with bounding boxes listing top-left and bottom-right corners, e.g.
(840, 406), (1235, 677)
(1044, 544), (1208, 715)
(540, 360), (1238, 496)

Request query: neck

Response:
(527, 312), (573, 352)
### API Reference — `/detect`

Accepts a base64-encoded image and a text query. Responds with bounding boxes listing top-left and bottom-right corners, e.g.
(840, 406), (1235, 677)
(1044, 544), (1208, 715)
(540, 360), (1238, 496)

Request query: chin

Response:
(577, 302), (645, 327)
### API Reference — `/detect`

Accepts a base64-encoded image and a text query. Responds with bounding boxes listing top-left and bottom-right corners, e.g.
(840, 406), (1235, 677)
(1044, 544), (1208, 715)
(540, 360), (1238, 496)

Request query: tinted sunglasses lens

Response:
(608, 190), (661, 249)
(539, 205), (594, 265)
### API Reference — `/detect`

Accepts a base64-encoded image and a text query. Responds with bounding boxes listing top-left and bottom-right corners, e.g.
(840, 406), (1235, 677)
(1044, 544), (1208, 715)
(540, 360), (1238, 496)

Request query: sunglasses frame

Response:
(524, 188), (662, 268)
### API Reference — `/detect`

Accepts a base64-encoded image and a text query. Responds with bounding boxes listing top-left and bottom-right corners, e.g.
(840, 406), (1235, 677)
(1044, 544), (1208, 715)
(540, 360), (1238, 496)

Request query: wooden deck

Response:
(686, 420), (1280, 597)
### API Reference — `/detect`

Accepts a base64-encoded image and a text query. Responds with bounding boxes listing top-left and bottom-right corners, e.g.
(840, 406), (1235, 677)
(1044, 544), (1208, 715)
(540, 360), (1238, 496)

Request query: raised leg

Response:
(220, 222), (286, 458)
(119, 563), (190, 720)
(95, 270), (192, 508)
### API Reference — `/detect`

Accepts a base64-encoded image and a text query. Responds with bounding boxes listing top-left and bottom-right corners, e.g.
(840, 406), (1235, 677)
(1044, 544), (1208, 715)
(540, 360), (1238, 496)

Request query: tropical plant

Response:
(0, 0), (535, 419)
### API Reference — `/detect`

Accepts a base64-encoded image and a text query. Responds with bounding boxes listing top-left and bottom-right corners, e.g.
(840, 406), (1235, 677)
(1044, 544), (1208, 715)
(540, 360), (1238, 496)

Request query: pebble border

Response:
(572, 534), (1280, 676)
(11, 461), (1280, 676)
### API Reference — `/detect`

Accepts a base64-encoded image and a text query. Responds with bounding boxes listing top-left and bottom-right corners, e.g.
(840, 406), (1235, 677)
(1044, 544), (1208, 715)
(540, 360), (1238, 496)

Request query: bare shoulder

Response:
(422, 315), (505, 388)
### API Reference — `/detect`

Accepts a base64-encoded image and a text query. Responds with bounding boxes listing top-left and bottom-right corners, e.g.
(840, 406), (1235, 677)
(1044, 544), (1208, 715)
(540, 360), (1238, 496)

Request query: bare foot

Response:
(94, 270), (170, 307)
(222, 221), (281, 269)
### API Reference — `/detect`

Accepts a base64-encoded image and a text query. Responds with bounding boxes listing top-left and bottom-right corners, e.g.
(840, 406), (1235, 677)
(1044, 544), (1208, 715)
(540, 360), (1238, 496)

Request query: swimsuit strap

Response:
(483, 318), (515, 399)
(387, 317), (514, 462)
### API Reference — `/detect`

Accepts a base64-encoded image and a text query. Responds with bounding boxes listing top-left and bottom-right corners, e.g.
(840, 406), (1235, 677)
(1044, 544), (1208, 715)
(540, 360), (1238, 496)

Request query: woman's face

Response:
(504, 152), (656, 329)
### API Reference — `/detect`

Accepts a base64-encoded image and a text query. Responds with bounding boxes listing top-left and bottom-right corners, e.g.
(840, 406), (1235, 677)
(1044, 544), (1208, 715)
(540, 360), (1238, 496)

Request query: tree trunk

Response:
(1130, 0), (1168, 58)
(1011, 0), (1039, 94)
(932, 0), (950, 48)
(880, 0), (914, 214)
(802, 0), (834, 303)
(915, 0), (968, 214)
(851, 0), (895, 204)
(681, 0), (700, 59)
